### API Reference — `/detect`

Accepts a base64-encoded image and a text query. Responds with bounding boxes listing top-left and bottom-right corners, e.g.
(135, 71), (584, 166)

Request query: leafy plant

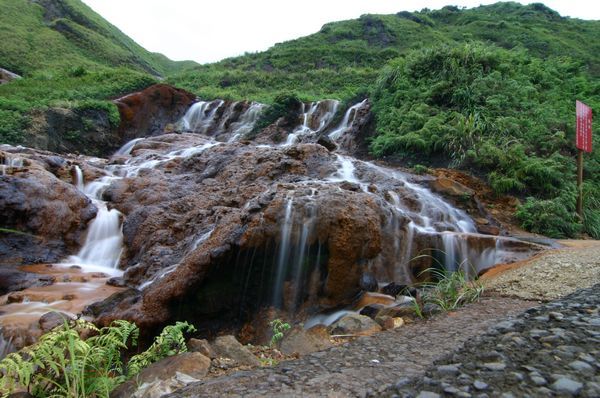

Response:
(0, 318), (195, 398)
(418, 267), (485, 312)
(269, 319), (291, 347)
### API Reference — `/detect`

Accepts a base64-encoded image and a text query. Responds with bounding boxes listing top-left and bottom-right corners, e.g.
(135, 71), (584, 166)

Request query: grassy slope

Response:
(0, 0), (194, 76)
(168, 2), (599, 102)
(0, 0), (196, 144)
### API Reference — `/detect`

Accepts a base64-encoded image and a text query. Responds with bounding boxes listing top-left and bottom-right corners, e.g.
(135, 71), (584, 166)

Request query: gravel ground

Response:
(385, 284), (600, 398)
(166, 298), (534, 398)
(484, 242), (600, 301)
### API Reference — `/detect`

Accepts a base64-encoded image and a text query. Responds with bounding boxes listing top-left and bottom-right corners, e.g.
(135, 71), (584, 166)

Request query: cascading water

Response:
(228, 102), (266, 141)
(272, 198), (295, 307)
(179, 100), (265, 142)
(283, 100), (340, 146)
(328, 99), (368, 141)
(0, 154), (23, 175)
(65, 166), (124, 275)
(73, 165), (84, 191)
(114, 137), (144, 156)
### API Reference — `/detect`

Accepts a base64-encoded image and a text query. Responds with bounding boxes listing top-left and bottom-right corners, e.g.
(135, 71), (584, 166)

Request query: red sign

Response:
(576, 100), (593, 153)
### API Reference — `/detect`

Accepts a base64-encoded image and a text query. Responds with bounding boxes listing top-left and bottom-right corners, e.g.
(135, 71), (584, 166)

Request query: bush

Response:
(0, 319), (195, 398)
(249, 92), (302, 136)
(516, 194), (581, 238)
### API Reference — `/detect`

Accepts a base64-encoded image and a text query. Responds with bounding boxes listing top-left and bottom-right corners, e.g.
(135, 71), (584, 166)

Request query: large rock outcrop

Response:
(115, 84), (196, 142)
(0, 148), (96, 265)
(66, 133), (542, 341)
(24, 107), (116, 156)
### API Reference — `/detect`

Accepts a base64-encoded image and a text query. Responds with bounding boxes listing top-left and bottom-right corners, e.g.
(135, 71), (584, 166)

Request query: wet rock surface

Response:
(115, 83), (196, 143)
(0, 149), (97, 265)
(385, 284), (600, 398)
(165, 297), (534, 397)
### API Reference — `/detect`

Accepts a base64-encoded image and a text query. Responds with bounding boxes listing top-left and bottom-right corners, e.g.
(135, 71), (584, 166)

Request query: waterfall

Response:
(114, 138), (144, 156)
(328, 99), (368, 141)
(65, 164), (124, 274)
(181, 100), (224, 134)
(229, 102), (266, 139)
(73, 165), (84, 191)
(283, 100), (340, 146)
(1, 154), (23, 175)
(327, 154), (361, 185)
(66, 201), (123, 272)
(272, 198), (295, 307)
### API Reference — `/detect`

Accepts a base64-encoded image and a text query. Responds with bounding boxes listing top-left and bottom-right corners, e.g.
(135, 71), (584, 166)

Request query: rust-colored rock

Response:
(115, 84), (196, 142)
(0, 150), (96, 265)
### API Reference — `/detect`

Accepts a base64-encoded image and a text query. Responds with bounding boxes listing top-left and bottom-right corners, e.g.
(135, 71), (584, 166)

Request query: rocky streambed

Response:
(1, 89), (547, 356)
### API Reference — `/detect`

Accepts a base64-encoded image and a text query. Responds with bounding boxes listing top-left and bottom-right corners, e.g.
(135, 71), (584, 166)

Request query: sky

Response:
(81, 0), (599, 64)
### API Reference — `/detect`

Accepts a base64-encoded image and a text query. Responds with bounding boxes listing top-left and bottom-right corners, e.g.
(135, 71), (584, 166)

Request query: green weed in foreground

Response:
(269, 319), (291, 348)
(0, 318), (195, 398)
(418, 268), (485, 312)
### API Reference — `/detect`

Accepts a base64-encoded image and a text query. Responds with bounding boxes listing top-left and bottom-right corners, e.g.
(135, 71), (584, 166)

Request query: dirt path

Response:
(482, 240), (600, 301)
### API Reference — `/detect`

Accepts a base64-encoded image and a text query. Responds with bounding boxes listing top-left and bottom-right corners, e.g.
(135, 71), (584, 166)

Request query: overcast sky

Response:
(81, 0), (599, 64)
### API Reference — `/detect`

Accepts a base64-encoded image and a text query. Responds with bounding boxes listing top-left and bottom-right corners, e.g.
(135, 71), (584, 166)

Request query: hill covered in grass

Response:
(168, 2), (600, 102)
(0, 0), (194, 76)
(0, 0), (196, 145)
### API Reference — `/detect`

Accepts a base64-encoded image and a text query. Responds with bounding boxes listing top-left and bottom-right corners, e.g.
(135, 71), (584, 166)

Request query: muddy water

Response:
(0, 264), (123, 349)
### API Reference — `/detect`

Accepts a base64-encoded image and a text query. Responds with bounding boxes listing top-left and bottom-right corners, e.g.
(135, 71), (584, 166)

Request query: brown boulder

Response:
(211, 335), (260, 367)
(0, 150), (96, 265)
(110, 352), (210, 398)
(115, 84), (196, 142)
(279, 325), (333, 356)
(187, 338), (215, 359)
(328, 314), (382, 336)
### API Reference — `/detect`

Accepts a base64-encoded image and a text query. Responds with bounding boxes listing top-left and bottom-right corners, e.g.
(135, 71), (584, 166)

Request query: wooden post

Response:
(577, 149), (584, 219)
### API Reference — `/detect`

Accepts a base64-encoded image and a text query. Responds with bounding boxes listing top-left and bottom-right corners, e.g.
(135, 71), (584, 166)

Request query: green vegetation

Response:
(418, 268), (485, 312)
(0, 0), (192, 76)
(168, 2), (599, 102)
(0, 67), (156, 144)
(0, 318), (195, 398)
(269, 319), (291, 347)
(370, 43), (599, 238)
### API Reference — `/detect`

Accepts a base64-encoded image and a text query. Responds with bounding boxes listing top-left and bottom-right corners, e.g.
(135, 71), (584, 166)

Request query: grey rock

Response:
(551, 377), (583, 395)
(482, 362), (506, 371)
(568, 360), (594, 374)
(437, 364), (460, 376)
(416, 392), (441, 398)
(212, 335), (260, 367)
(473, 380), (488, 390)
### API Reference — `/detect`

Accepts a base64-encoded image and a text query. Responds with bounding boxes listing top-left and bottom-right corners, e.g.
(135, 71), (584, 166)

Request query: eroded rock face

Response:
(67, 132), (542, 339)
(115, 84), (196, 142)
(0, 149), (97, 265)
(0, 67), (20, 85)
(24, 107), (116, 156)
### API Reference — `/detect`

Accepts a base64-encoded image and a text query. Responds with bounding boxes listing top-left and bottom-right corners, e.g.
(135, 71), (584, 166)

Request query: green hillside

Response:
(0, 0), (194, 76)
(0, 0), (194, 145)
(168, 2), (600, 102)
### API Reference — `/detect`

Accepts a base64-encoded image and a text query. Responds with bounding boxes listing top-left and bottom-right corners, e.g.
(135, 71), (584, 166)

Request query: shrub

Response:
(249, 92), (302, 137)
(516, 194), (581, 238)
(0, 318), (195, 398)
